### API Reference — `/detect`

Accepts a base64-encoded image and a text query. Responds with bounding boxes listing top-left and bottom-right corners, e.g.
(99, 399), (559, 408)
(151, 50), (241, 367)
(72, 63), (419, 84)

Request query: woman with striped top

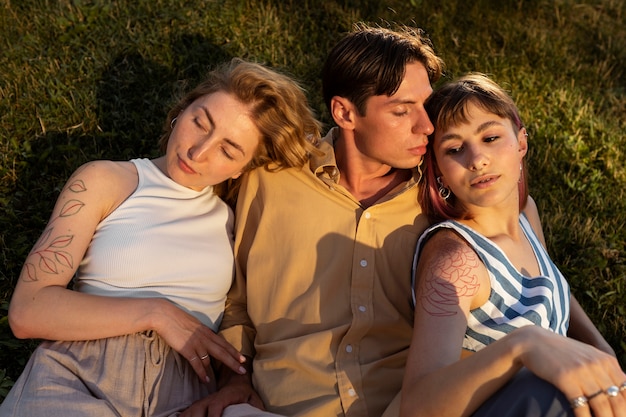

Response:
(400, 73), (624, 417)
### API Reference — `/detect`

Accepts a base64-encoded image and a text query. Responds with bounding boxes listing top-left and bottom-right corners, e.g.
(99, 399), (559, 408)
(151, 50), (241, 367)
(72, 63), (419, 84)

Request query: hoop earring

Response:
(170, 117), (177, 129)
(436, 176), (451, 200)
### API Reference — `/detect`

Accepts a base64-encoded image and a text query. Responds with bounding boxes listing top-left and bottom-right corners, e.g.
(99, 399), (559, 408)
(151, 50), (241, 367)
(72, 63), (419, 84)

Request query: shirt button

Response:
(358, 305), (366, 312)
(346, 345), (353, 353)
(348, 389), (356, 397)
(364, 212), (371, 219)
(360, 259), (367, 267)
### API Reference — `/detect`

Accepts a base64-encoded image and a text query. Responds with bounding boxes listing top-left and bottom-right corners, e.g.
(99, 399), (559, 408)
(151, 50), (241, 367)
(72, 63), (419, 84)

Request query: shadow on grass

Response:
(0, 34), (232, 401)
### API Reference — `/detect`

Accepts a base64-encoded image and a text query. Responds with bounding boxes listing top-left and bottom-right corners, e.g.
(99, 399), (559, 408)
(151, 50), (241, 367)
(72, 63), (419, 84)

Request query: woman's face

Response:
(433, 102), (527, 210)
(162, 91), (261, 191)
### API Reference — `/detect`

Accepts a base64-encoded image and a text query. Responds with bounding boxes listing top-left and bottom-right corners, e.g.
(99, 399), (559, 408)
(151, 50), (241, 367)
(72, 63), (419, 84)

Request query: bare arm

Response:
(402, 324), (625, 417)
(401, 228), (626, 417)
(9, 161), (145, 340)
(8, 161), (246, 382)
(522, 197), (615, 355)
(522, 195), (547, 246)
(568, 295), (616, 356)
(402, 230), (500, 417)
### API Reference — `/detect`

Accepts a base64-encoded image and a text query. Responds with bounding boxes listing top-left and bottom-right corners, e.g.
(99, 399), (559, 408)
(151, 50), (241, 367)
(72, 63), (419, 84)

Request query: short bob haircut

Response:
(159, 58), (322, 205)
(420, 73), (528, 223)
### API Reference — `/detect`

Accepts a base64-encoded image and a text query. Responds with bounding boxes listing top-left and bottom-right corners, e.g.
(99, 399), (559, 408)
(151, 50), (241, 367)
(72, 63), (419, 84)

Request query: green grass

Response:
(1, 0), (625, 400)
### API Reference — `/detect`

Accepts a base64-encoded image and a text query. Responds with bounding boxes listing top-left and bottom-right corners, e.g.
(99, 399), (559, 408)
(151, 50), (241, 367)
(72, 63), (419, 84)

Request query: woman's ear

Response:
(330, 96), (356, 129)
(518, 127), (529, 157)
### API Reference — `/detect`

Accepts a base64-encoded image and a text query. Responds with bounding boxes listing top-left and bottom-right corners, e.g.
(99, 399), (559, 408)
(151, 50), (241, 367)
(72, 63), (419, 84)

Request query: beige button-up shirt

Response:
(220, 129), (430, 417)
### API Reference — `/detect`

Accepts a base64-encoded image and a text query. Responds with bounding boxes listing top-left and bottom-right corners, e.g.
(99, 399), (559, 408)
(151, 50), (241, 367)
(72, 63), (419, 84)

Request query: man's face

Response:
(352, 62), (434, 169)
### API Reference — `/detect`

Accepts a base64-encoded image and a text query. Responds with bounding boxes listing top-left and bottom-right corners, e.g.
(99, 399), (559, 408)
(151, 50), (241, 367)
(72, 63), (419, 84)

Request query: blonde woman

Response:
(1, 58), (320, 417)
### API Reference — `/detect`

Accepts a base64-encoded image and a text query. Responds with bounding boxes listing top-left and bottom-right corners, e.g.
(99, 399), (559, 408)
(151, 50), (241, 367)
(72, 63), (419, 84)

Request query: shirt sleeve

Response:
(219, 170), (260, 358)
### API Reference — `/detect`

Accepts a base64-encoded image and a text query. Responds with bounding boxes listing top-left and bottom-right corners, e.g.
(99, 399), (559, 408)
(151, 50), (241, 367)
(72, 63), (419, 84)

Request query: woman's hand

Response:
(151, 300), (247, 384)
(515, 326), (626, 417)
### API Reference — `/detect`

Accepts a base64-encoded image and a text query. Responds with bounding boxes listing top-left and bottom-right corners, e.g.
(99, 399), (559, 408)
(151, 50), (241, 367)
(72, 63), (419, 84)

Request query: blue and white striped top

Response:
(412, 214), (570, 352)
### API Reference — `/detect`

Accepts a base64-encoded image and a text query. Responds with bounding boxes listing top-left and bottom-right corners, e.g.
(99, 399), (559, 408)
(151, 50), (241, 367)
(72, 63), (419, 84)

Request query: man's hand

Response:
(180, 373), (265, 417)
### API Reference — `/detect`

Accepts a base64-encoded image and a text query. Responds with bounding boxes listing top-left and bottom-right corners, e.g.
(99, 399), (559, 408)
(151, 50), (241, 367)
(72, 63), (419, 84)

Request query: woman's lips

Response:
(177, 155), (197, 174)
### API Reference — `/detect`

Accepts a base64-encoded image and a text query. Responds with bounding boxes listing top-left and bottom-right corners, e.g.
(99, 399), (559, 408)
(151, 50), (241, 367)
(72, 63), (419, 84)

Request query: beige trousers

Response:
(0, 332), (212, 417)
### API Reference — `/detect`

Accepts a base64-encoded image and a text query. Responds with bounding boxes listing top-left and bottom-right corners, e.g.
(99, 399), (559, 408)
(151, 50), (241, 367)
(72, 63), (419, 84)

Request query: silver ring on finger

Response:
(200, 353), (209, 360)
(620, 381), (626, 392)
(570, 395), (588, 409)
(587, 389), (604, 401)
(189, 356), (198, 362)
(605, 385), (620, 397)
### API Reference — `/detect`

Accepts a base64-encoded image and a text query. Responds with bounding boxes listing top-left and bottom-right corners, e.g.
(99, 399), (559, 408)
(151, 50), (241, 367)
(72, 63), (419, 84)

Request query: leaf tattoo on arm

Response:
(22, 179), (87, 282)
(419, 245), (481, 317)
(68, 179), (87, 193)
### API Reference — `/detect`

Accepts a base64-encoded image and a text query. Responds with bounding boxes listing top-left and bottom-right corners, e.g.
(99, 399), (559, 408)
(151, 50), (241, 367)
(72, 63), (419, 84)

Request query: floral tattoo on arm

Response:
(419, 244), (481, 317)
(22, 179), (87, 282)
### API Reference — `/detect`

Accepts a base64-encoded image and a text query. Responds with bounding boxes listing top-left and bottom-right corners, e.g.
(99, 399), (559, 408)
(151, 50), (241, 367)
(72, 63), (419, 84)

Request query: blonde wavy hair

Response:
(159, 58), (322, 206)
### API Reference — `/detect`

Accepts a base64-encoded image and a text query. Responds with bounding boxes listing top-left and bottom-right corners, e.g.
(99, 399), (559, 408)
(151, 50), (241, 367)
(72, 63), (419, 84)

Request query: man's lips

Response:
(409, 145), (427, 156)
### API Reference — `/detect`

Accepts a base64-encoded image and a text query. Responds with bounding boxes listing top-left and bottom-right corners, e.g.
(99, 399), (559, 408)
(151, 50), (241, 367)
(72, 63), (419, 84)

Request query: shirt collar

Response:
(309, 127), (422, 190)
(310, 127), (341, 183)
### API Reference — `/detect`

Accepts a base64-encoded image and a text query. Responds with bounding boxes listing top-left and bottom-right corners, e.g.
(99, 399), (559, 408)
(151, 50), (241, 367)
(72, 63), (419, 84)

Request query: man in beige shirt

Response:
(181, 19), (603, 417)
(188, 22), (444, 417)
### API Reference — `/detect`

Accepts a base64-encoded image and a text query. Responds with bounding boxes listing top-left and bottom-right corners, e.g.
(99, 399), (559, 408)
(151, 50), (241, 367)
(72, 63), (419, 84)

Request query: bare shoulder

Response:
(521, 195), (546, 246)
(71, 160), (135, 181)
(417, 228), (482, 281)
(67, 160), (138, 216)
(416, 228), (489, 313)
(69, 160), (137, 190)
(419, 228), (473, 262)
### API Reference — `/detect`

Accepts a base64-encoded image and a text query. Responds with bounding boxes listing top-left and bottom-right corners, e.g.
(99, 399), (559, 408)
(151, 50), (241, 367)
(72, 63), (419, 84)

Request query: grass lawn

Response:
(1, 0), (625, 401)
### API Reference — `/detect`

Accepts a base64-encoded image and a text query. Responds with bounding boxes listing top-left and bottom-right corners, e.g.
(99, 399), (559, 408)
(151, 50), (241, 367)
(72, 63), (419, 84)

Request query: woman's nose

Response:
(187, 137), (214, 161)
(467, 147), (488, 171)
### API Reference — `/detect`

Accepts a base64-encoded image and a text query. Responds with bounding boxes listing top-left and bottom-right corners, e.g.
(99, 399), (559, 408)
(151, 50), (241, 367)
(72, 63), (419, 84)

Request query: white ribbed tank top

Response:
(75, 158), (234, 331)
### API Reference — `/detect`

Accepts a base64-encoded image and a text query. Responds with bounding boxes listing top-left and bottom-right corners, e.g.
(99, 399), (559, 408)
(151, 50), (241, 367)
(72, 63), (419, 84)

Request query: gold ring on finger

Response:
(200, 353), (209, 360)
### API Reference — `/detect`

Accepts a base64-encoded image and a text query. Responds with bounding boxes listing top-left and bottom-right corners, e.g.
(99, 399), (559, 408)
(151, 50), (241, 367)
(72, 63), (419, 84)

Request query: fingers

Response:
(247, 394), (267, 411)
(566, 373), (626, 417)
(586, 381), (626, 417)
(156, 306), (248, 382)
(585, 356), (626, 417)
(187, 351), (212, 384)
(179, 395), (216, 417)
(531, 333), (626, 417)
(569, 395), (591, 417)
(181, 382), (260, 417)
(183, 329), (247, 383)
(570, 382), (626, 417)
(204, 333), (248, 375)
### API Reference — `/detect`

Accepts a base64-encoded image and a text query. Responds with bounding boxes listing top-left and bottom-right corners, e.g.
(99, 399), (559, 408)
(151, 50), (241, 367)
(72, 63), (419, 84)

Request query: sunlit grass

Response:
(1, 0), (625, 399)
